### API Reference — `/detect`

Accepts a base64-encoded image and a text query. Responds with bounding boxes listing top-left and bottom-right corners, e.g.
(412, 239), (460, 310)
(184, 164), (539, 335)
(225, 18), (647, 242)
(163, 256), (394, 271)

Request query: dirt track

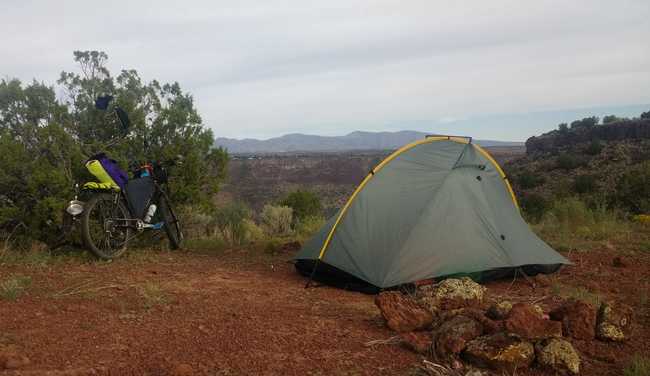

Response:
(1, 248), (649, 375)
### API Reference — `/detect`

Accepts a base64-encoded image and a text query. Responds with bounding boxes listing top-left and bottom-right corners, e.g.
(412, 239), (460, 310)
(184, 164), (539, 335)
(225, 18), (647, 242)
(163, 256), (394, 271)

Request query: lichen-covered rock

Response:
(505, 303), (562, 340)
(549, 299), (596, 340)
(375, 291), (434, 332)
(462, 333), (535, 372)
(486, 301), (512, 320)
(400, 331), (433, 354)
(433, 315), (483, 357)
(535, 338), (581, 375)
(596, 301), (633, 342)
(416, 277), (487, 313)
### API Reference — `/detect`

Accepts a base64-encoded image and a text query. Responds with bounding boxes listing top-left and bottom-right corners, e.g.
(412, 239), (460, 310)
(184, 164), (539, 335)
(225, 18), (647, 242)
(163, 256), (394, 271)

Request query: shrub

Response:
(260, 205), (293, 236)
(516, 170), (545, 189)
(520, 193), (548, 222)
(640, 111), (650, 120)
(616, 162), (650, 214)
(243, 219), (264, 242)
(570, 116), (599, 129)
(558, 123), (569, 132)
(280, 189), (322, 222)
(556, 153), (585, 170)
(295, 215), (326, 240)
(573, 175), (597, 194)
(584, 139), (603, 155)
(212, 202), (250, 246)
(536, 198), (626, 242)
(602, 115), (626, 124)
(0, 274), (32, 301)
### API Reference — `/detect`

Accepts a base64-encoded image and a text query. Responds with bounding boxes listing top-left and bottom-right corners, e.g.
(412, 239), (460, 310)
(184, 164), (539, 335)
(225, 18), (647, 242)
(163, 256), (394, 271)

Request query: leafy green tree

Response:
(280, 189), (322, 222)
(558, 123), (569, 132)
(0, 51), (228, 244)
(641, 111), (650, 120)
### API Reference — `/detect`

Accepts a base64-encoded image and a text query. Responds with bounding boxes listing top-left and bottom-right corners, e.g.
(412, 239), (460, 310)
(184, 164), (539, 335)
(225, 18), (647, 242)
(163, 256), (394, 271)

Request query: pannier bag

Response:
(84, 153), (129, 191)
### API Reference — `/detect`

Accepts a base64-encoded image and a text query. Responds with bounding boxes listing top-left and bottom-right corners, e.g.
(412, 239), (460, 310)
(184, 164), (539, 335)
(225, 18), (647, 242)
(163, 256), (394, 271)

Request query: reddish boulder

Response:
(505, 303), (562, 340)
(463, 333), (535, 372)
(400, 331), (433, 354)
(375, 292), (434, 332)
(433, 315), (483, 357)
(549, 299), (597, 340)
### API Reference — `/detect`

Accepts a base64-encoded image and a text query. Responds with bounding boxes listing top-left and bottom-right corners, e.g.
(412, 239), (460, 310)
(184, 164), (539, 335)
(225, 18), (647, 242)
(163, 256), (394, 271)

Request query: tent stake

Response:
(305, 259), (321, 288)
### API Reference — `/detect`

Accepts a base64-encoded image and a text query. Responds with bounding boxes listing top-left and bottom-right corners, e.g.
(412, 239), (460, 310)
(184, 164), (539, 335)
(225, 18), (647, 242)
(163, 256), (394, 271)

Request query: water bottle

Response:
(144, 204), (157, 223)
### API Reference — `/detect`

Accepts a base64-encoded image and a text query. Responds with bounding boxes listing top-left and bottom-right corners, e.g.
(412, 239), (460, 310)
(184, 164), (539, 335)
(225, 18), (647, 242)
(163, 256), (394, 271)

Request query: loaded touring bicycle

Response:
(62, 96), (182, 259)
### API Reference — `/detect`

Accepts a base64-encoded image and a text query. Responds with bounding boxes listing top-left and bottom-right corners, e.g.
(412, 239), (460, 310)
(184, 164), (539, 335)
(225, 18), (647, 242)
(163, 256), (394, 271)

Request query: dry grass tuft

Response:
(0, 274), (32, 301)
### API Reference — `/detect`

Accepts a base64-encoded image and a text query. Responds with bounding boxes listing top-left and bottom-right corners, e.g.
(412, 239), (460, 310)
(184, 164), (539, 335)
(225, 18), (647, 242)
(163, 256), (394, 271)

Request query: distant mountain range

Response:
(214, 131), (523, 153)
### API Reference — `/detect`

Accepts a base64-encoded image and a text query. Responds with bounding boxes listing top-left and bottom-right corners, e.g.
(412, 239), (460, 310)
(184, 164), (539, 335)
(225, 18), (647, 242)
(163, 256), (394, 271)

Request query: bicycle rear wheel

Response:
(81, 193), (132, 259)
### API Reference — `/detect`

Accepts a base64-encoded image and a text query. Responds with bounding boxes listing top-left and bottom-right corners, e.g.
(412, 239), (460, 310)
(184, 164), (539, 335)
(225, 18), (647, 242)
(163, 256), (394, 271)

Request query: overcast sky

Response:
(2, 0), (649, 141)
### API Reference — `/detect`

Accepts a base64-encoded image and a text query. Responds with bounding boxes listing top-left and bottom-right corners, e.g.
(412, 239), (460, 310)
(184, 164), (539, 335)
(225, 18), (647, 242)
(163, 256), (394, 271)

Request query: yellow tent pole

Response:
(472, 144), (520, 211)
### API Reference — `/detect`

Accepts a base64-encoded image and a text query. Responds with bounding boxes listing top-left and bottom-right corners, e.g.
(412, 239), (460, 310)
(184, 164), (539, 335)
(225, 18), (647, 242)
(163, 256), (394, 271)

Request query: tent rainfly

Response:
(294, 136), (569, 292)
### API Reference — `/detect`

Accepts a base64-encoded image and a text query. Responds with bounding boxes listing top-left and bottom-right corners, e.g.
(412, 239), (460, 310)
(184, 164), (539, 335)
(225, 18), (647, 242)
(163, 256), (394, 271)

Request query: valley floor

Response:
(1, 247), (649, 375)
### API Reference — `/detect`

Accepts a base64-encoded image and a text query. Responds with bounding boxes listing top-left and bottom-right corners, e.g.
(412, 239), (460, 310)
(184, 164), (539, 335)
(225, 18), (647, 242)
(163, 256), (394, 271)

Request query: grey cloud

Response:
(1, 0), (649, 139)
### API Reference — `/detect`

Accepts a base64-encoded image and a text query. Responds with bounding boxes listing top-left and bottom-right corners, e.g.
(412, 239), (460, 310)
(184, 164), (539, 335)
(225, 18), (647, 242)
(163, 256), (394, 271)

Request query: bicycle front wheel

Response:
(158, 194), (182, 250)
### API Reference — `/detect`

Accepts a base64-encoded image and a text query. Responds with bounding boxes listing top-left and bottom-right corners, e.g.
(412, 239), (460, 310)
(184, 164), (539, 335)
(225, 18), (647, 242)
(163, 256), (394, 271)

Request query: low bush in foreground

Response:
(532, 197), (636, 251)
(624, 355), (650, 376)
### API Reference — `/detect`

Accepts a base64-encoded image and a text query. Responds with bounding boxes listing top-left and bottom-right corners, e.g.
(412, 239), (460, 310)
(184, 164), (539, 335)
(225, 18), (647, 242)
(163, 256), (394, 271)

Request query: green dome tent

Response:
(295, 136), (569, 292)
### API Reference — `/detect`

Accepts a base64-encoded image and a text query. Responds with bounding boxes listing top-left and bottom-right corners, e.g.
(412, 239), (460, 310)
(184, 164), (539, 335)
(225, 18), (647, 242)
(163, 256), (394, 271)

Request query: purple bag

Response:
(88, 153), (129, 191)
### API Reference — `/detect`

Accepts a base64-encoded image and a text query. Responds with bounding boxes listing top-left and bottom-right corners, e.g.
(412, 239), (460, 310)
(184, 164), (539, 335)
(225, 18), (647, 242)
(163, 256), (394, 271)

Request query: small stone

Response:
(612, 256), (627, 268)
(596, 301), (633, 342)
(549, 299), (597, 340)
(433, 315), (483, 357)
(535, 338), (581, 375)
(486, 301), (512, 320)
(400, 331), (432, 354)
(463, 333), (535, 373)
(534, 274), (552, 287)
(505, 303), (562, 340)
(375, 292), (434, 332)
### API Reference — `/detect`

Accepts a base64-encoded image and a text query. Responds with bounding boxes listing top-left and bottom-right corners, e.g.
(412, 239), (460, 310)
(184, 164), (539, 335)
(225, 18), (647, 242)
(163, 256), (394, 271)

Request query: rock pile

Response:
(374, 277), (634, 375)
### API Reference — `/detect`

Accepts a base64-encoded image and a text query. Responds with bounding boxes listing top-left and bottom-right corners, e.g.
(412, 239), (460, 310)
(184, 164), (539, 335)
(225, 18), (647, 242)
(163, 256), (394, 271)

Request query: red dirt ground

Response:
(1, 248), (649, 375)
